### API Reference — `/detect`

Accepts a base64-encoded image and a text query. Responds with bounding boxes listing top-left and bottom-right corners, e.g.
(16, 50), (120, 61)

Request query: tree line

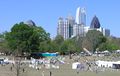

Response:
(0, 22), (120, 56)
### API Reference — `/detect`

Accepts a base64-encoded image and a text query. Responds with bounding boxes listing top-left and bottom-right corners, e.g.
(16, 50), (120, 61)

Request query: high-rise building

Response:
(84, 26), (110, 37)
(75, 7), (86, 25)
(67, 16), (75, 37)
(73, 7), (86, 37)
(88, 15), (110, 36)
(76, 7), (81, 24)
(57, 7), (86, 39)
(84, 26), (90, 35)
(81, 8), (86, 25)
(73, 24), (84, 37)
(103, 28), (110, 37)
(64, 18), (69, 39)
(90, 16), (100, 28)
(57, 16), (75, 39)
(57, 7), (110, 40)
(73, 23), (78, 37)
(57, 17), (64, 36)
(24, 20), (36, 26)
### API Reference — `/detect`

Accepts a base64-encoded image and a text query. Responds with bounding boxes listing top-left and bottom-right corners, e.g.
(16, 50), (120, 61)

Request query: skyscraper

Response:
(57, 16), (75, 39)
(67, 16), (75, 38)
(73, 7), (86, 37)
(57, 17), (64, 36)
(57, 7), (86, 39)
(64, 18), (70, 39)
(75, 7), (86, 25)
(73, 24), (84, 37)
(57, 7), (110, 40)
(76, 7), (81, 24)
(24, 20), (36, 26)
(81, 8), (86, 25)
(90, 15), (100, 28)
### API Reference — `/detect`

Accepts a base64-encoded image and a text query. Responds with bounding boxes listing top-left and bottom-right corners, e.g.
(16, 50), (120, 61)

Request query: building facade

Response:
(57, 16), (75, 39)
(84, 26), (110, 37)
(57, 7), (110, 40)
(76, 7), (86, 25)
(73, 24), (84, 37)
(81, 8), (86, 25)
(57, 17), (64, 37)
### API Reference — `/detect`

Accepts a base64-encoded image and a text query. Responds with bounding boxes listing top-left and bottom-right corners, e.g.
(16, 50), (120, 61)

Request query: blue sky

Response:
(0, 0), (120, 38)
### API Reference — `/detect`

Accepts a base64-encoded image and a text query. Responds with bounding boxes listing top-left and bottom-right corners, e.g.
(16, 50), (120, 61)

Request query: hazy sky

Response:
(0, 0), (120, 38)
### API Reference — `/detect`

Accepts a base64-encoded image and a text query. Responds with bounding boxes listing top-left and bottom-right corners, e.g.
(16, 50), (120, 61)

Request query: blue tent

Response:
(42, 53), (58, 57)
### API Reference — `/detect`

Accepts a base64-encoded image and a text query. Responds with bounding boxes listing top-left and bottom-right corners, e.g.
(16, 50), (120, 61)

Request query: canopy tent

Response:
(112, 64), (120, 69)
(42, 53), (59, 57)
(116, 50), (120, 53)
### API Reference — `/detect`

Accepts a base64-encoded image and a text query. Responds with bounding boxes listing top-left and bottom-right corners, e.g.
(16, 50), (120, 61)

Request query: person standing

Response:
(10, 66), (12, 71)
(42, 71), (44, 76)
(50, 71), (52, 76)
(22, 68), (25, 72)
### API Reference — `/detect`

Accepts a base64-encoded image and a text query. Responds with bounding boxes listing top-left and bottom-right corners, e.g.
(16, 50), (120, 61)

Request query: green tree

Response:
(53, 35), (64, 52)
(98, 37), (120, 52)
(54, 35), (64, 45)
(5, 22), (49, 56)
(82, 37), (93, 51)
(0, 32), (11, 54)
(39, 35), (64, 53)
(59, 38), (77, 58)
(73, 36), (84, 52)
(83, 30), (106, 52)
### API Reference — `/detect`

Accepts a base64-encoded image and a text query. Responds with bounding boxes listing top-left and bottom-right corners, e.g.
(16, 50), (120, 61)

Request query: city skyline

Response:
(0, 0), (120, 38)
(57, 7), (110, 39)
(57, 7), (87, 39)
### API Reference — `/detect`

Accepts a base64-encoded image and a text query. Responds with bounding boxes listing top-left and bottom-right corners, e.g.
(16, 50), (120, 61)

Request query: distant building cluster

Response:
(57, 7), (110, 39)
(24, 20), (36, 26)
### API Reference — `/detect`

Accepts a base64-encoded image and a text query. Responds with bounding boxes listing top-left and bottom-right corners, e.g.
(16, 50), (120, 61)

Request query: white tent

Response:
(103, 50), (109, 53)
(96, 60), (120, 68)
(72, 62), (80, 69)
(116, 50), (120, 53)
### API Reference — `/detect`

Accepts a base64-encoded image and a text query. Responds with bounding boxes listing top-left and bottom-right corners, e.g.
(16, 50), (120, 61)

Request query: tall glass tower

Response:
(75, 7), (86, 25)
(76, 7), (81, 24)
(81, 8), (86, 25)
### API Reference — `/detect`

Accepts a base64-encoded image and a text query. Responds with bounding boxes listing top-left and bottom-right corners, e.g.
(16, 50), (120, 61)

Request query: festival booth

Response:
(112, 64), (120, 69)
(116, 50), (120, 53)
(72, 62), (81, 69)
(42, 52), (59, 57)
(29, 52), (62, 69)
(96, 60), (120, 69)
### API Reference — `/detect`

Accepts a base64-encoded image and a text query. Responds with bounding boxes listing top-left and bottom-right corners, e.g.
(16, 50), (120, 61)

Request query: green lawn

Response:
(0, 56), (120, 76)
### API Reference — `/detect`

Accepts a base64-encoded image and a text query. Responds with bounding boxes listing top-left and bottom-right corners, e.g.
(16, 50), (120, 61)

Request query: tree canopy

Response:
(82, 30), (106, 52)
(5, 22), (50, 55)
(1, 21), (120, 55)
